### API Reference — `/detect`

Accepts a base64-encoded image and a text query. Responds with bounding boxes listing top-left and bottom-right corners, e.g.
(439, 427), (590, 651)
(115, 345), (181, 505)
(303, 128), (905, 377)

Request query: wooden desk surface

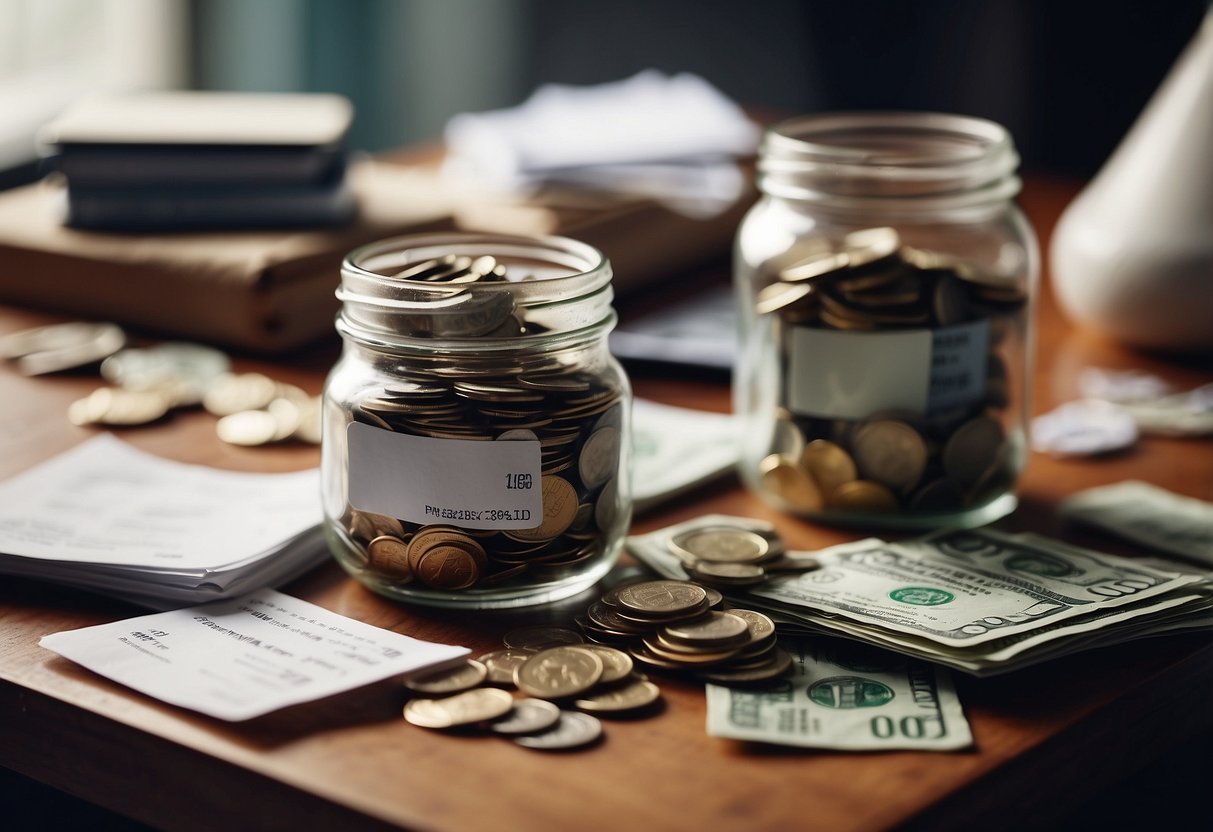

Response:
(1, 176), (1211, 832)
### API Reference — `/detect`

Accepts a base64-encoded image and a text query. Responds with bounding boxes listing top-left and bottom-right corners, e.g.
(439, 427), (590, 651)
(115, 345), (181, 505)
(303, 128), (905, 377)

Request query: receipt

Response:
(40, 589), (469, 720)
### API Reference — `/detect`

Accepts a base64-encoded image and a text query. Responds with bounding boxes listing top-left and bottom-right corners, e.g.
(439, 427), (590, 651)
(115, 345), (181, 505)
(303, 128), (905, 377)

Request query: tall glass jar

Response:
(322, 232), (631, 608)
(734, 112), (1038, 529)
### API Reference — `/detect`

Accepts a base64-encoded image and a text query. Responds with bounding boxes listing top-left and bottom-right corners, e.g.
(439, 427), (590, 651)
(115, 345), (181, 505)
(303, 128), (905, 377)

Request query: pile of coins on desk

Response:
(754, 226), (1027, 516)
(335, 253), (626, 593)
(402, 624), (662, 751)
(0, 321), (322, 445)
(577, 579), (791, 685)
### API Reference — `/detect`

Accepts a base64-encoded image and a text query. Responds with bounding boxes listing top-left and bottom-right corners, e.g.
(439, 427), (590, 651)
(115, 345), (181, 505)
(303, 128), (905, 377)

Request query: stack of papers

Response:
(38, 92), (356, 230)
(0, 435), (325, 608)
(443, 70), (761, 218)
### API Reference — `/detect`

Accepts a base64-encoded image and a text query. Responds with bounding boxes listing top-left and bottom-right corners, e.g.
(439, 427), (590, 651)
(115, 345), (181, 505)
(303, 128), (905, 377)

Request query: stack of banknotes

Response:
(628, 506), (1213, 677)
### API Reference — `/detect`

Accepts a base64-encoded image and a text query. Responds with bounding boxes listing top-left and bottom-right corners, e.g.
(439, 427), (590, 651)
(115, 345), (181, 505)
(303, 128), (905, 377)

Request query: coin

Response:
(574, 643), (634, 684)
(478, 648), (537, 685)
(850, 419), (928, 493)
(505, 475), (578, 542)
(6, 321), (126, 376)
(577, 426), (620, 490)
(669, 526), (770, 565)
(799, 439), (857, 501)
(489, 698), (562, 735)
(67, 387), (170, 426)
(404, 659), (488, 694)
(414, 544), (480, 590)
(943, 415), (1006, 486)
(513, 710), (603, 750)
(403, 687), (514, 728)
(842, 226), (900, 267)
(101, 342), (230, 405)
(660, 611), (751, 650)
(502, 625), (585, 650)
(215, 409), (279, 446)
(831, 480), (900, 512)
(613, 580), (708, 619)
(723, 609), (777, 646)
(203, 372), (278, 416)
(366, 534), (413, 580)
(687, 561), (767, 587)
(574, 678), (662, 714)
(698, 647), (794, 685)
(514, 646), (604, 699)
(759, 454), (824, 511)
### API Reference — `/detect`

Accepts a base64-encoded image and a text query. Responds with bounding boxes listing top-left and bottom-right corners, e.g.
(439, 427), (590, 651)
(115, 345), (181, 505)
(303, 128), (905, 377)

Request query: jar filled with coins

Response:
(322, 232), (632, 608)
(734, 112), (1038, 529)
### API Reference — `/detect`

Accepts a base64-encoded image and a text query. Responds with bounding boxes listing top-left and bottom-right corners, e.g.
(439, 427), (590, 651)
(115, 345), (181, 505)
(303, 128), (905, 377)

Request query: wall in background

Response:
(184, 0), (1209, 177)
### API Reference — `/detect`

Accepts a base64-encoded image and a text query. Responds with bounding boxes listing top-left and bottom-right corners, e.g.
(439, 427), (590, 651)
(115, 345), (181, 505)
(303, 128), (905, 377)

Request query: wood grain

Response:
(0, 175), (1210, 831)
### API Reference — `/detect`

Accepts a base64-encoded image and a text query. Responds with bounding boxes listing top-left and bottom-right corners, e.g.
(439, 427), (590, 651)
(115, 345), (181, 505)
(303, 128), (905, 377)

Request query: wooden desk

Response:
(1, 176), (1210, 832)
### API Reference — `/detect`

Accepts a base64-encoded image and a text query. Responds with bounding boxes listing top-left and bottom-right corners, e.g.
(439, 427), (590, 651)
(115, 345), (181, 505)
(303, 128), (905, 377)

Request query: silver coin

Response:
(513, 710), (603, 750)
(101, 342), (230, 405)
(489, 697), (562, 736)
(9, 322), (126, 376)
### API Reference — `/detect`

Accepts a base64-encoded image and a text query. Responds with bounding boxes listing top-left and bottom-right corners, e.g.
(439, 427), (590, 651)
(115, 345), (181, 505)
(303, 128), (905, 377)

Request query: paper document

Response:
(0, 435), (325, 604)
(40, 589), (469, 721)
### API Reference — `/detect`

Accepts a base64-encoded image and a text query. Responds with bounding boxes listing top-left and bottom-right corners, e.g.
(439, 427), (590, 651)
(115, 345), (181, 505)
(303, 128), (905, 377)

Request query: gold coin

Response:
(403, 687), (514, 729)
(574, 678), (662, 713)
(850, 419), (928, 494)
(831, 480), (900, 512)
(506, 475), (578, 542)
(404, 659), (488, 694)
(799, 439), (857, 502)
(759, 454), (824, 511)
(697, 647), (794, 684)
(367, 534), (413, 580)
(514, 646), (604, 699)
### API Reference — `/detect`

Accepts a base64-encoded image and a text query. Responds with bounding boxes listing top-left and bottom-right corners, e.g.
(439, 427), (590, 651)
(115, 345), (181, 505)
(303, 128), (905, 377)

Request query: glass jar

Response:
(322, 231), (632, 608)
(734, 112), (1038, 529)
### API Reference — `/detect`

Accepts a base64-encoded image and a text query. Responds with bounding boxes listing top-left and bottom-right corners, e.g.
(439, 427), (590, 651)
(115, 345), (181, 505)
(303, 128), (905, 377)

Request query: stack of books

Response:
(38, 91), (356, 230)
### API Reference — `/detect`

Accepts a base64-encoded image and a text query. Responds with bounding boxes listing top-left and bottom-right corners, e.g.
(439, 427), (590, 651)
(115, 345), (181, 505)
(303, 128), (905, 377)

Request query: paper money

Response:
(1060, 480), (1213, 568)
(627, 518), (1211, 676)
(705, 637), (971, 750)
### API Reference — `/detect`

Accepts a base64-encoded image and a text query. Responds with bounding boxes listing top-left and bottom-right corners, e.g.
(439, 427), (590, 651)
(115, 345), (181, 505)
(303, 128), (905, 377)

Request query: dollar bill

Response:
(705, 637), (972, 750)
(627, 518), (1210, 676)
(630, 401), (739, 512)
(1060, 480), (1213, 568)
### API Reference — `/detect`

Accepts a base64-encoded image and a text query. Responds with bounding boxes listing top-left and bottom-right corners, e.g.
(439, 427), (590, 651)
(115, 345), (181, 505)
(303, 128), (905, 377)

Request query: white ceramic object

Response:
(1051, 9), (1213, 352)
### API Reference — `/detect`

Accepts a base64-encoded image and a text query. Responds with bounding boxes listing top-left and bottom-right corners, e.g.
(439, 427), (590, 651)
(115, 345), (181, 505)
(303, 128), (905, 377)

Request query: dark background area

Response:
(186, 0), (1210, 178)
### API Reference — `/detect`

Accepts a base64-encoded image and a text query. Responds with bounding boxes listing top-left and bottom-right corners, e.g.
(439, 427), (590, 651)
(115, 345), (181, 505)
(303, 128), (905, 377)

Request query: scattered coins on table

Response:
(335, 255), (626, 594)
(755, 226), (1026, 516)
(0, 321), (322, 445)
(401, 622), (664, 752)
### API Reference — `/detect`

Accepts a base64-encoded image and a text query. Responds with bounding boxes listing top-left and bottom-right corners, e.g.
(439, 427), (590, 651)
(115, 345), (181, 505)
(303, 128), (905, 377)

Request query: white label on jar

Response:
(787, 318), (989, 419)
(346, 422), (542, 529)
